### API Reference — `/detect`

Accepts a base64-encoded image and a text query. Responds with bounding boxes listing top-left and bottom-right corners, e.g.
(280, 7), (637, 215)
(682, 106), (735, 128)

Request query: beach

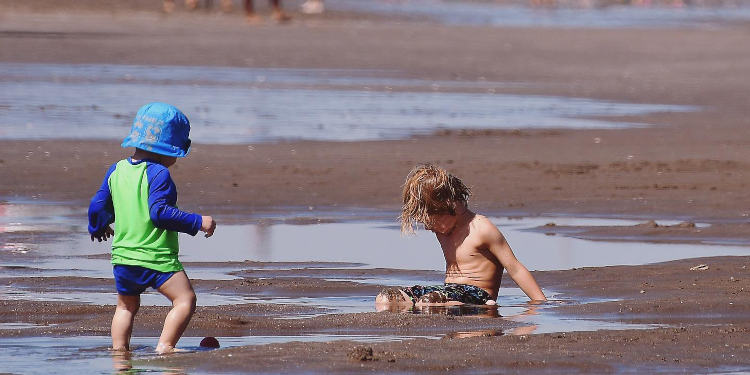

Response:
(1, 0), (749, 373)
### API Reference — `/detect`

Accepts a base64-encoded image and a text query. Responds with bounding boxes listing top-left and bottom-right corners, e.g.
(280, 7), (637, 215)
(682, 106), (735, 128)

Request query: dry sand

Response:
(1, 1), (750, 373)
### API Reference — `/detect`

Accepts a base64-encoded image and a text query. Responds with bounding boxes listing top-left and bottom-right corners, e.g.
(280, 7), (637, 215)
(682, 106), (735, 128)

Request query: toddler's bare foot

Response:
(156, 343), (176, 354)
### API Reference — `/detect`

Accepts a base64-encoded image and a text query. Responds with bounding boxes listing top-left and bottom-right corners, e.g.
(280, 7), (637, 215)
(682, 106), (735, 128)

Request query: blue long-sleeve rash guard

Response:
(88, 159), (202, 237)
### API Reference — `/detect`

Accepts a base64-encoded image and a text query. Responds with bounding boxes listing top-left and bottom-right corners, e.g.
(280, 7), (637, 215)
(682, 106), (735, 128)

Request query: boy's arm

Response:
(146, 166), (206, 236)
(88, 164), (117, 241)
(482, 220), (546, 301)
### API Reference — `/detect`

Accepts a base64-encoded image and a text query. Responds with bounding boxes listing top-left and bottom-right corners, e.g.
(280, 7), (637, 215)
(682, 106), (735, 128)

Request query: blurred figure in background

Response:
(163, 0), (200, 13)
(300, 0), (325, 14)
(245, 0), (292, 22)
(163, 0), (239, 14)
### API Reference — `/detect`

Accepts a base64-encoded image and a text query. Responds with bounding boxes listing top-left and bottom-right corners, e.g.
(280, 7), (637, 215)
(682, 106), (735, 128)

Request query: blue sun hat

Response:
(121, 102), (191, 157)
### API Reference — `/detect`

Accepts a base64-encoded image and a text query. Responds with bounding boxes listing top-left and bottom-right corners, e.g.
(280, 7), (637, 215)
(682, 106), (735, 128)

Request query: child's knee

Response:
(175, 292), (197, 310)
(116, 295), (141, 313)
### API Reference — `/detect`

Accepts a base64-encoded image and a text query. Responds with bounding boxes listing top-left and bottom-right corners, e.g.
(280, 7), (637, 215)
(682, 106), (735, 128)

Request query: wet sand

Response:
(4, 131), (750, 222)
(1, 1), (750, 373)
(2, 256), (748, 373)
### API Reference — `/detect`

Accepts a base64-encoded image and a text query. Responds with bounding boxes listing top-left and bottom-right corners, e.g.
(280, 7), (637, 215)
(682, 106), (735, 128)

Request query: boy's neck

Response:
(453, 204), (475, 226)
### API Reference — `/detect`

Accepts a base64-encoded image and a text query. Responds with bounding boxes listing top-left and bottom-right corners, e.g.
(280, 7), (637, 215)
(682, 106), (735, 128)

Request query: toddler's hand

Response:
(90, 225), (114, 242)
(201, 215), (216, 238)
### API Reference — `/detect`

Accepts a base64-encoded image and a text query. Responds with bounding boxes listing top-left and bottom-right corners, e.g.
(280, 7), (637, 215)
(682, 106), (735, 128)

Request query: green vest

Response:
(109, 159), (183, 272)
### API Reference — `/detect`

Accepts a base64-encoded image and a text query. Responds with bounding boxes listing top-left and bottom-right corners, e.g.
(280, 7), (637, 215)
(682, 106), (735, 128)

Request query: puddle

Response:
(0, 285), (255, 307)
(0, 334), (439, 375)
(4, 203), (750, 284)
(0, 63), (696, 143)
(0, 322), (53, 330)
(332, 0), (750, 28)
(504, 308), (667, 335)
(150, 216), (750, 271)
(0, 200), (82, 234)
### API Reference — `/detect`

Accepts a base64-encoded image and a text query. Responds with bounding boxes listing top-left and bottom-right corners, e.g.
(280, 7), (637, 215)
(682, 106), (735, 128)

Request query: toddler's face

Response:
(423, 213), (457, 235)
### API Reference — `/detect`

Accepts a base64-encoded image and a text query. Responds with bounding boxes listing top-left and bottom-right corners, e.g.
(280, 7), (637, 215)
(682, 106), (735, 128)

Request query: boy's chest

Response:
(439, 233), (488, 264)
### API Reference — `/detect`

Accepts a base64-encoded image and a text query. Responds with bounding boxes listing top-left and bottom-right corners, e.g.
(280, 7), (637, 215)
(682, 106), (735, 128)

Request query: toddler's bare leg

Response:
(111, 294), (140, 351)
(155, 271), (196, 354)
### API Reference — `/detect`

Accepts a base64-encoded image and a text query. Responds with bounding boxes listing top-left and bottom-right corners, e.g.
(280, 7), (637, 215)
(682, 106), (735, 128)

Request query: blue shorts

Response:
(113, 265), (176, 296)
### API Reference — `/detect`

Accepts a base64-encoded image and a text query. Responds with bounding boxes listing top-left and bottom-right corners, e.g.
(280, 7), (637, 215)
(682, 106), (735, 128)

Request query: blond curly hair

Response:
(399, 164), (471, 233)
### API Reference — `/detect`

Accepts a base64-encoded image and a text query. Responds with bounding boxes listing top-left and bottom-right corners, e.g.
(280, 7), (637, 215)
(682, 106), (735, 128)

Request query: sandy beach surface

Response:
(1, 0), (750, 373)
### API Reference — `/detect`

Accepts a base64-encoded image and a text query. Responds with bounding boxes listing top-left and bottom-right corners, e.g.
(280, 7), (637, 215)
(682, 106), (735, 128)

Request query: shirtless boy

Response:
(375, 164), (546, 308)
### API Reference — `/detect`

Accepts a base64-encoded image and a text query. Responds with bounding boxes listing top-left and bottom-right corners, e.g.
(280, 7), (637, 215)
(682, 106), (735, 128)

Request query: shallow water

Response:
(333, 0), (750, 28)
(3, 201), (750, 290)
(4, 201), (745, 373)
(0, 334), (439, 375)
(0, 63), (696, 143)
(7, 209), (748, 282)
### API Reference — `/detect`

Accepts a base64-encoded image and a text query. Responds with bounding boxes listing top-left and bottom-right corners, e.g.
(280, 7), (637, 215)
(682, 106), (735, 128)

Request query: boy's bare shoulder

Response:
(470, 214), (504, 239)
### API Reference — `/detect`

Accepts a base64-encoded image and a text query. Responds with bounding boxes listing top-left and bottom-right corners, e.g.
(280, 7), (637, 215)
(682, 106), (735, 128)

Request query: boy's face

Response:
(424, 213), (457, 235)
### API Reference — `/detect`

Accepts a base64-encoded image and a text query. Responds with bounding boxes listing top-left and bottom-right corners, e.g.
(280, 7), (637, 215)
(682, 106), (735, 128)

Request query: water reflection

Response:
(252, 221), (272, 259)
(0, 201), (81, 234)
(111, 350), (134, 373)
(6, 209), (750, 279)
(376, 302), (502, 317)
(112, 350), (187, 375)
(443, 329), (505, 339)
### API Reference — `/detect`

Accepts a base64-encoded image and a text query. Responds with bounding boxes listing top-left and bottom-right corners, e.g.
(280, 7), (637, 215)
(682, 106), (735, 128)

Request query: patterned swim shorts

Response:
(402, 283), (493, 305)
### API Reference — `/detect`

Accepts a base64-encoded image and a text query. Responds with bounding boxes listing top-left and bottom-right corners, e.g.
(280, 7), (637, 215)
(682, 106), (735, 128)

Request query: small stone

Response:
(348, 346), (374, 361)
(199, 337), (220, 348)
